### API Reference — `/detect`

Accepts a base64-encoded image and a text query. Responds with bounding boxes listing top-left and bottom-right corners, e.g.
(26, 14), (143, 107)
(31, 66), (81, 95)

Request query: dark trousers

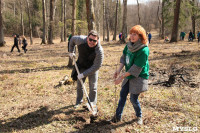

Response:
(115, 81), (142, 120)
(148, 38), (151, 43)
(11, 44), (20, 53)
(22, 44), (27, 53)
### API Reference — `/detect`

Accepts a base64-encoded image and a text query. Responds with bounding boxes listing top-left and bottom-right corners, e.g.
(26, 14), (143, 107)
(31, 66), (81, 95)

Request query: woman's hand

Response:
(114, 75), (124, 85)
(113, 63), (124, 79)
(113, 70), (120, 79)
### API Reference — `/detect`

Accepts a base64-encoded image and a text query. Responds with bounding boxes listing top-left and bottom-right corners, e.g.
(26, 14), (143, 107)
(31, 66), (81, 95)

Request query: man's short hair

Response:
(88, 30), (99, 39)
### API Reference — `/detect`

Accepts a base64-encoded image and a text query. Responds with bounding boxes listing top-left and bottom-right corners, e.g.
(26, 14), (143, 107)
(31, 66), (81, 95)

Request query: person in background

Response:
(197, 31), (200, 43)
(110, 25), (149, 125)
(21, 35), (28, 53)
(119, 33), (122, 41)
(180, 31), (186, 41)
(164, 36), (169, 42)
(148, 32), (152, 43)
(68, 30), (104, 115)
(10, 34), (20, 53)
(189, 30), (193, 41)
(68, 34), (72, 52)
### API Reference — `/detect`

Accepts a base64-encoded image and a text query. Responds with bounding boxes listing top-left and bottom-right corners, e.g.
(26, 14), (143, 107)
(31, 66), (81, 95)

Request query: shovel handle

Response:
(72, 57), (94, 111)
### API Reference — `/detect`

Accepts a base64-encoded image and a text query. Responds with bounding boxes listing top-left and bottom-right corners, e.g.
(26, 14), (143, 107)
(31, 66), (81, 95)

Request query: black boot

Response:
(110, 115), (121, 123)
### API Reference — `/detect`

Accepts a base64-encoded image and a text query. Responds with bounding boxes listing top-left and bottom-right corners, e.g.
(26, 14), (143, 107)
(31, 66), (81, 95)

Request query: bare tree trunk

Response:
(105, 1), (110, 42)
(46, 1), (49, 41)
(19, 0), (24, 36)
(136, 0), (141, 24)
(170, 0), (181, 43)
(2, 0), (5, 12)
(157, 0), (162, 37)
(53, 0), (57, 20)
(26, 0), (33, 45)
(0, 0), (4, 47)
(113, 0), (119, 40)
(60, 0), (64, 42)
(64, 0), (66, 42)
(161, 0), (165, 39)
(121, 0), (127, 43)
(86, 0), (96, 31)
(48, 0), (54, 44)
(71, 0), (76, 36)
(42, 0), (47, 44)
(14, 2), (15, 17)
(68, 0), (77, 67)
(103, 0), (105, 41)
(191, 0), (196, 38)
(94, 0), (100, 35)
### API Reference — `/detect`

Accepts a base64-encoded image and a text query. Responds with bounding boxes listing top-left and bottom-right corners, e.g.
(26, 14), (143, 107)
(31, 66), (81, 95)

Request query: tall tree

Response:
(86, 0), (96, 31)
(105, 1), (110, 41)
(48, 0), (54, 44)
(103, 0), (105, 41)
(60, 0), (64, 42)
(157, 0), (162, 37)
(26, 0), (33, 45)
(161, 0), (165, 39)
(94, 0), (101, 35)
(53, 0), (58, 20)
(0, 0), (4, 47)
(13, 1), (16, 17)
(68, 0), (77, 67)
(121, 0), (127, 43)
(170, 0), (181, 43)
(191, 0), (196, 38)
(64, 0), (66, 41)
(71, 0), (76, 36)
(113, 0), (119, 40)
(19, 0), (24, 36)
(42, 0), (47, 44)
(136, 0), (141, 24)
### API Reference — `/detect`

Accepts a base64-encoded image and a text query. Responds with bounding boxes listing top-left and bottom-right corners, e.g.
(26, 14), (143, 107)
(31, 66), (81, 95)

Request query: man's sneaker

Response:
(137, 117), (143, 125)
(110, 115), (121, 123)
(74, 104), (81, 109)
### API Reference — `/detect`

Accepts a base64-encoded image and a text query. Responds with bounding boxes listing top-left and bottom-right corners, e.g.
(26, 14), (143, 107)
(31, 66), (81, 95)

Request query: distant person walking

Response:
(119, 33), (122, 41)
(189, 30), (193, 41)
(180, 31), (186, 40)
(148, 32), (152, 43)
(197, 31), (200, 43)
(21, 35), (28, 53)
(10, 34), (20, 53)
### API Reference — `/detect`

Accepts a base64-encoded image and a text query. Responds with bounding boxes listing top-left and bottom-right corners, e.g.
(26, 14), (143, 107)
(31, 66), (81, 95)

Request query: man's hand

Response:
(77, 73), (84, 80)
(69, 53), (76, 59)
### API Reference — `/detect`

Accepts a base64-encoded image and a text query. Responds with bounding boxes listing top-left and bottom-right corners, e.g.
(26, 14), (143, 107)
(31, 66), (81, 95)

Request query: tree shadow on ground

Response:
(0, 65), (71, 74)
(0, 105), (76, 132)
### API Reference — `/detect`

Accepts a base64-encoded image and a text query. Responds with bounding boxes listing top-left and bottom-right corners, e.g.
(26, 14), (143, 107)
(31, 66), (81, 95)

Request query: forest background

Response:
(1, 0), (200, 45)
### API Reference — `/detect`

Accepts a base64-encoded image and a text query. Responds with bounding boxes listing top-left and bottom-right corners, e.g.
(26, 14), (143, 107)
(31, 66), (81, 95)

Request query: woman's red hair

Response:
(129, 25), (148, 44)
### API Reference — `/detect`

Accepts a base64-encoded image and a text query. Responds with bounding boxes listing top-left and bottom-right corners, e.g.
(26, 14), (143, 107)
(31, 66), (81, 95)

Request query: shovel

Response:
(72, 57), (97, 115)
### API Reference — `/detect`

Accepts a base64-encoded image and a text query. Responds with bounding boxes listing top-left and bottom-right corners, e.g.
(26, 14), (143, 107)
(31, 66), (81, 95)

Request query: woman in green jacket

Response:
(111, 25), (149, 125)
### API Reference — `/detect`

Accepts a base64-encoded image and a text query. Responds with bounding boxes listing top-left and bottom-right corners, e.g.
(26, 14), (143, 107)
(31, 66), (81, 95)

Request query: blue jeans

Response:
(116, 80), (142, 119)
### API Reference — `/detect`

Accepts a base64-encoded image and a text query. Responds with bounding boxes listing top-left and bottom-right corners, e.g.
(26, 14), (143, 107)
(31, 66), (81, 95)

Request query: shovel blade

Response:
(86, 103), (97, 116)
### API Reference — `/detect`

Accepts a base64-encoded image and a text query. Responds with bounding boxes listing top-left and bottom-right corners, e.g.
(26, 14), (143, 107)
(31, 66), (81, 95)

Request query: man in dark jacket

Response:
(69, 30), (104, 114)
(10, 34), (20, 53)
